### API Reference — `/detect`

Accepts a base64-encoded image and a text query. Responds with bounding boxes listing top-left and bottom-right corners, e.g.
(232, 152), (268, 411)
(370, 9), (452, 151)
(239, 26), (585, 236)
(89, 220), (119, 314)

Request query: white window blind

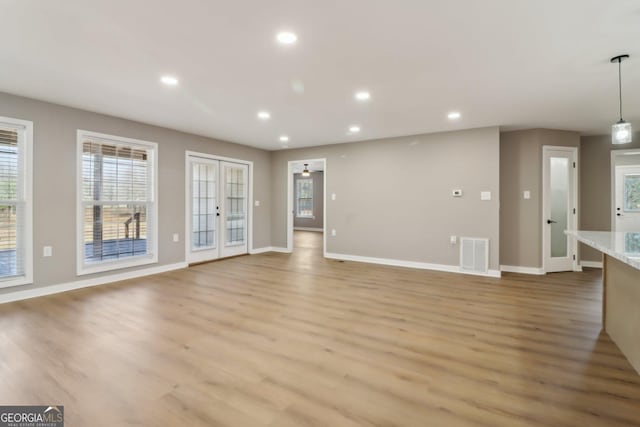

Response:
(0, 118), (32, 287)
(296, 178), (313, 218)
(79, 131), (157, 273)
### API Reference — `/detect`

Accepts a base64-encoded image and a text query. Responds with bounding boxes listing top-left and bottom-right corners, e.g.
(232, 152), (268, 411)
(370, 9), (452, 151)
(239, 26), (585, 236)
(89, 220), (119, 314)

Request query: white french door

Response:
(187, 155), (248, 263)
(542, 146), (578, 273)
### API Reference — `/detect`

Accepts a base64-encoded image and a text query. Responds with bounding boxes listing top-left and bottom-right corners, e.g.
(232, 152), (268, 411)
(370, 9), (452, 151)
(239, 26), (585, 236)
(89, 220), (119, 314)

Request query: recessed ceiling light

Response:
(257, 111), (270, 120)
(355, 91), (371, 101)
(349, 126), (361, 133)
(160, 75), (179, 86)
(280, 135), (289, 142)
(277, 32), (297, 44)
(448, 111), (461, 120)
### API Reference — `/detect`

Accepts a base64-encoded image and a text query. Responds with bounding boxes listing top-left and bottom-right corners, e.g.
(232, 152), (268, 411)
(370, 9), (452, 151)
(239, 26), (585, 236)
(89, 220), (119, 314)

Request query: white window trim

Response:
(295, 177), (314, 218)
(0, 116), (33, 289)
(76, 130), (158, 276)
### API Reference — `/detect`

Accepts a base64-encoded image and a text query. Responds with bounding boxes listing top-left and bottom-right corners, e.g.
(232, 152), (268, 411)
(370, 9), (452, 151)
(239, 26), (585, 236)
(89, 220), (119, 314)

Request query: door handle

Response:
(617, 213), (622, 217)
(547, 219), (557, 224)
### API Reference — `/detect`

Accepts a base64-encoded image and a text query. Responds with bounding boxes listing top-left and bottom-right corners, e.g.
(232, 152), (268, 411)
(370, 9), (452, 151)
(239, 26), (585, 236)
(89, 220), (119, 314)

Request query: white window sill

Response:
(77, 254), (158, 276)
(296, 216), (315, 219)
(0, 275), (33, 289)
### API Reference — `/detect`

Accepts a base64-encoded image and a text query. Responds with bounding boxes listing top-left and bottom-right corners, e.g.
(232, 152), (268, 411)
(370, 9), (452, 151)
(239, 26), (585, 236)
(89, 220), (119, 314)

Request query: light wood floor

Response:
(1, 231), (640, 426)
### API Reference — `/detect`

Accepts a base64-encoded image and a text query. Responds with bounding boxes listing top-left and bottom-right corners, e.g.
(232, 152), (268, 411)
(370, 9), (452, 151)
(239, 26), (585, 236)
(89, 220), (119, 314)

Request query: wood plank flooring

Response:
(1, 231), (640, 426)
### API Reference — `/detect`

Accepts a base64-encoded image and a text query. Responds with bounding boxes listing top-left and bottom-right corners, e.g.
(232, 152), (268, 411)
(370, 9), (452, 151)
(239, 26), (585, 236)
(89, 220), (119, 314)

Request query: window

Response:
(78, 130), (157, 275)
(0, 117), (32, 288)
(296, 178), (313, 218)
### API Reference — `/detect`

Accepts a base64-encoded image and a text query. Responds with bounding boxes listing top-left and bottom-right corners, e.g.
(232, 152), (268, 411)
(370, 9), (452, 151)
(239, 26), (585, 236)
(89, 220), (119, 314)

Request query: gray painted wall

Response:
(580, 132), (640, 262)
(500, 129), (580, 268)
(272, 127), (501, 270)
(0, 92), (271, 294)
(293, 171), (324, 229)
(4, 86), (617, 291)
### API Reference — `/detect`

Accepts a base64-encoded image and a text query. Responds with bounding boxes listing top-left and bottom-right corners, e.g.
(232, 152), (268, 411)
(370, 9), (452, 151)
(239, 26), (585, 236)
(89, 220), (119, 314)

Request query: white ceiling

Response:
(1, 0), (639, 150)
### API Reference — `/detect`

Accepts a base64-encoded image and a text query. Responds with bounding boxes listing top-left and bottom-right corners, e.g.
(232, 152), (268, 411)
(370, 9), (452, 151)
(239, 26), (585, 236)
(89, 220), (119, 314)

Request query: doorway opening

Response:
(611, 149), (640, 233)
(185, 151), (253, 265)
(287, 159), (326, 256)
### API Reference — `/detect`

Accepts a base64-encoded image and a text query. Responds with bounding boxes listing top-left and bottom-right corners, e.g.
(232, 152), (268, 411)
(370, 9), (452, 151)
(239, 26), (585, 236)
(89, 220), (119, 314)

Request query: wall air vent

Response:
(460, 237), (489, 274)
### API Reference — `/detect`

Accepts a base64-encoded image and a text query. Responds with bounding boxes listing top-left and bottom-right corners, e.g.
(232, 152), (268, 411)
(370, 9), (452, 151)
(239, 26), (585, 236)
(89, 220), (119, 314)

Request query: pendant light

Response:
(301, 164), (310, 177)
(611, 54), (632, 144)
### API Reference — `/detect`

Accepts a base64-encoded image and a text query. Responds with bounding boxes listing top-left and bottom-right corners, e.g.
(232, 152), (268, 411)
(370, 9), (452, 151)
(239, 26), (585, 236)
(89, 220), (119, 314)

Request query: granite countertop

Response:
(566, 230), (640, 271)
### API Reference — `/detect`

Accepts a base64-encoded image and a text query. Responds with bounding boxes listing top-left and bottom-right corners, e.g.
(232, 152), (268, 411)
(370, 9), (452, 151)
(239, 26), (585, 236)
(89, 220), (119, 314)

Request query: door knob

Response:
(617, 213), (622, 217)
(547, 219), (557, 224)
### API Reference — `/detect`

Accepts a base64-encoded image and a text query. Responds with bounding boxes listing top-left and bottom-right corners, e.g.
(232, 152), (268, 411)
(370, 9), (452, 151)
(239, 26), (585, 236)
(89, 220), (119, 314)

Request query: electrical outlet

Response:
(43, 246), (53, 257)
(254, 200), (260, 207)
(331, 229), (337, 237)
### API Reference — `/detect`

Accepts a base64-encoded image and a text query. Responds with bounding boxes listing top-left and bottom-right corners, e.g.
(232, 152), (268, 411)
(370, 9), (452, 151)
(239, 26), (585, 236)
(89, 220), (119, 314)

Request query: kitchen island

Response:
(567, 230), (640, 374)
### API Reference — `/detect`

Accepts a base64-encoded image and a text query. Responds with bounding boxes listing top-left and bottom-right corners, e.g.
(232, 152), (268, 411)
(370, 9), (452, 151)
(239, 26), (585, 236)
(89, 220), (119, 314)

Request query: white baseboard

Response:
(294, 227), (323, 232)
(580, 261), (603, 269)
(249, 247), (273, 255)
(325, 252), (501, 278)
(249, 246), (292, 254)
(0, 262), (188, 305)
(270, 247), (292, 253)
(500, 265), (545, 275)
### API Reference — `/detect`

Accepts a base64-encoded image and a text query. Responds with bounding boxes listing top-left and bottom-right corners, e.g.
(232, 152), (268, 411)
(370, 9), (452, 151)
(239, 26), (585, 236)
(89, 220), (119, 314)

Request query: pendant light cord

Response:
(618, 57), (623, 121)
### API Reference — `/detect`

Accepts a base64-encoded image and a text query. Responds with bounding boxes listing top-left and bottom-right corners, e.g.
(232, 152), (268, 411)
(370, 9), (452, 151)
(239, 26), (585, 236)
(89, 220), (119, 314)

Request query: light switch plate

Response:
(254, 200), (260, 207)
(43, 246), (52, 257)
(450, 235), (457, 245)
(452, 189), (463, 197)
(331, 193), (336, 201)
(331, 229), (337, 237)
(480, 191), (491, 201)
(523, 190), (531, 200)
(173, 233), (179, 242)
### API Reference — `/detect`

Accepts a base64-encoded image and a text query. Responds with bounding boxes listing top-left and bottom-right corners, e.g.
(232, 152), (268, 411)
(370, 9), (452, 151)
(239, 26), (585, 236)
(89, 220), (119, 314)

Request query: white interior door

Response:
(615, 166), (640, 232)
(543, 146), (577, 273)
(187, 156), (248, 263)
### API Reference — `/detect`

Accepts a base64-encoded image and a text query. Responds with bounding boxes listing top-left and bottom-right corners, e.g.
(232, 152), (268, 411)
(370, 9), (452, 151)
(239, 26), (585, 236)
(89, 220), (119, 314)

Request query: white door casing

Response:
(286, 159), (327, 255)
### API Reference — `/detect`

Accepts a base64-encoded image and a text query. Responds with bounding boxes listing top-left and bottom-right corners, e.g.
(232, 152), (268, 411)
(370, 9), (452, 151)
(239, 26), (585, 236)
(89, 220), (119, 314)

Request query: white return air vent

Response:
(460, 237), (489, 274)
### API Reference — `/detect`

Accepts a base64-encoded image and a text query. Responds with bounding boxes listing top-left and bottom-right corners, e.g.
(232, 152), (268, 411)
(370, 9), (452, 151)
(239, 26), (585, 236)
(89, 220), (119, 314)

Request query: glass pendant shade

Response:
(611, 54), (632, 145)
(612, 120), (632, 144)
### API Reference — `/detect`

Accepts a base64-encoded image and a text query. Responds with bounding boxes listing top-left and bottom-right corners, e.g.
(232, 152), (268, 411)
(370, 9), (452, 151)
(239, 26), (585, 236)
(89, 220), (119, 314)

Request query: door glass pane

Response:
(550, 157), (569, 258)
(191, 162), (216, 249)
(225, 165), (246, 245)
(624, 174), (640, 212)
